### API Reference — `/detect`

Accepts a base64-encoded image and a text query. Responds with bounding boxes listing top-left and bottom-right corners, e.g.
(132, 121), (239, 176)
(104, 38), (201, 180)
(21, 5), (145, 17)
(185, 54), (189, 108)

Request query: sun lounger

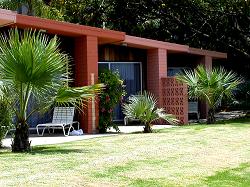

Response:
(36, 107), (79, 136)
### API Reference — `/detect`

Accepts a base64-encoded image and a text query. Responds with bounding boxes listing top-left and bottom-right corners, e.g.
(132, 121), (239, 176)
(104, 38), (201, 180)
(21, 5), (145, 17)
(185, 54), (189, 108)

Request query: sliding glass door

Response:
(98, 62), (142, 121)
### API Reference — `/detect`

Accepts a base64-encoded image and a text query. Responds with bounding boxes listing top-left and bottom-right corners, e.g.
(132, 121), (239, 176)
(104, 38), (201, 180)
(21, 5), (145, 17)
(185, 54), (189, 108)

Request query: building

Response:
(0, 9), (227, 133)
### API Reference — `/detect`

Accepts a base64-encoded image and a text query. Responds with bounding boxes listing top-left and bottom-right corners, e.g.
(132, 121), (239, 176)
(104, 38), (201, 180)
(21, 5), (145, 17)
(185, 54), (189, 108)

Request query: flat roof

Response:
(0, 8), (227, 59)
(123, 35), (227, 59)
(0, 9), (16, 26)
(0, 9), (125, 44)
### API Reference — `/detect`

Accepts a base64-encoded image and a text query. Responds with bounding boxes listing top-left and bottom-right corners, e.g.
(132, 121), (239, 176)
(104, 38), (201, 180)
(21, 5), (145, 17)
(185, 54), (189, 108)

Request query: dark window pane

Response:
(98, 63), (109, 74)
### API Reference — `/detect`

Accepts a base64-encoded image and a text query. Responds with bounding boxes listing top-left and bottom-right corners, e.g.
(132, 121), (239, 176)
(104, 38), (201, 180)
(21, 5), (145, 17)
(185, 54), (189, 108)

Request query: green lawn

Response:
(0, 118), (250, 187)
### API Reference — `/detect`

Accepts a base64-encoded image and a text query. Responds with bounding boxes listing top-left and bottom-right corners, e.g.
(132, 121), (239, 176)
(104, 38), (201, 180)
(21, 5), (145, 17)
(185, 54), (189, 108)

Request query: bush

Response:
(98, 69), (126, 133)
(122, 91), (179, 133)
(0, 98), (13, 147)
(232, 81), (250, 110)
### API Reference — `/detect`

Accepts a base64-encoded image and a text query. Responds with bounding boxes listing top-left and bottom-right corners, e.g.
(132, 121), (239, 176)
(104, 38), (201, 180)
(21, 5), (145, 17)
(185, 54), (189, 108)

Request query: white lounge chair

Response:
(36, 107), (80, 136)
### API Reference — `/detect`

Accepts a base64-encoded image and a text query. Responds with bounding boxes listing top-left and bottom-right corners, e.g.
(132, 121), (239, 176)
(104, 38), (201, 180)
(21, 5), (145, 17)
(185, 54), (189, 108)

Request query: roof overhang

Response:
(188, 47), (227, 59)
(0, 9), (16, 27)
(0, 8), (227, 59)
(121, 35), (227, 59)
(0, 9), (125, 44)
(123, 35), (189, 52)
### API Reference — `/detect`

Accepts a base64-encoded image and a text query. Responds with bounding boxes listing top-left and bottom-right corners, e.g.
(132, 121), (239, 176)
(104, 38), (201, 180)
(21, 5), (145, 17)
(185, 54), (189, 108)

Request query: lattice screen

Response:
(161, 77), (188, 124)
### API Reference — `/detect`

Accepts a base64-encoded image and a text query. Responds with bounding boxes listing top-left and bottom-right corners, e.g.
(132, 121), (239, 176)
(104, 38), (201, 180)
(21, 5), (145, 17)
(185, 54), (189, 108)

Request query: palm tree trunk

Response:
(207, 108), (216, 124)
(12, 122), (31, 152)
(144, 123), (153, 133)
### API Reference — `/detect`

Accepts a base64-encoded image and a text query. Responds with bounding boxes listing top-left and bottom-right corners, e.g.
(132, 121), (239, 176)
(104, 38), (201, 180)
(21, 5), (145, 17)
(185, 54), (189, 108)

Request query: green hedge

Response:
(0, 98), (13, 147)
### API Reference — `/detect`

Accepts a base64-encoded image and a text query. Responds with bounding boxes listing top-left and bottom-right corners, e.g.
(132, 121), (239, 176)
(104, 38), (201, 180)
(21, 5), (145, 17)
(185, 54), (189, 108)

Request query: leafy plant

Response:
(0, 97), (13, 147)
(98, 69), (126, 133)
(176, 65), (243, 124)
(231, 81), (250, 110)
(122, 91), (179, 133)
(0, 29), (103, 152)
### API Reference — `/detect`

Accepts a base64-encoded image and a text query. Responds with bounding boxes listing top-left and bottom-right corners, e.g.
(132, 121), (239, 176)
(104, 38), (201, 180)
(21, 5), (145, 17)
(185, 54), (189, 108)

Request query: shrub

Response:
(176, 65), (243, 124)
(98, 69), (126, 133)
(0, 98), (13, 147)
(122, 91), (179, 133)
(231, 81), (250, 110)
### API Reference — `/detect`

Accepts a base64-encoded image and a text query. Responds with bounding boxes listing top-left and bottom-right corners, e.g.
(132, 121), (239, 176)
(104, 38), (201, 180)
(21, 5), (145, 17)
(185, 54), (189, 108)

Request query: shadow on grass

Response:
(29, 146), (92, 155)
(190, 117), (250, 127)
(155, 117), (250, 133)
(215, 117), (250, 124)
(205, 163), (250, 186)
(0, 146), (92, 155)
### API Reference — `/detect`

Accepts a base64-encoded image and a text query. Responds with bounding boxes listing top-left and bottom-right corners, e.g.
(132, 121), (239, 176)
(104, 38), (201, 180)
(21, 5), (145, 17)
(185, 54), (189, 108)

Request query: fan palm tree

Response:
(122, 91), (179, 133)
(0, 29), (103, 152)
(176, 65), (243, 124)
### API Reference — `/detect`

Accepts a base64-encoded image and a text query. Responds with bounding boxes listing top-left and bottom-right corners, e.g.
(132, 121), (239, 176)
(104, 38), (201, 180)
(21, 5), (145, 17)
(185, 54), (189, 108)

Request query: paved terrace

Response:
(2, 125), (175, 148)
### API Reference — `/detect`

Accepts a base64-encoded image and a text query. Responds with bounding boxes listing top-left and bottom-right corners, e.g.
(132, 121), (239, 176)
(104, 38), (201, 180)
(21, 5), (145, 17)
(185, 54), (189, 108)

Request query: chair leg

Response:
(67, 125), (74, 136)
(37, 126), (46, 136)
(4, 130), (8, 138)
(62, 126), (66, 136)
(48, 127), (51, 134)
(37, 126), (41, 136)
(124, 117), (128, 126)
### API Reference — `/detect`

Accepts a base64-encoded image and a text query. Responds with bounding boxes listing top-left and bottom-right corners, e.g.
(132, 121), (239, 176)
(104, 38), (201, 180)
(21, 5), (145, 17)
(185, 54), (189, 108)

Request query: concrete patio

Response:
(2, 125), (175, 147)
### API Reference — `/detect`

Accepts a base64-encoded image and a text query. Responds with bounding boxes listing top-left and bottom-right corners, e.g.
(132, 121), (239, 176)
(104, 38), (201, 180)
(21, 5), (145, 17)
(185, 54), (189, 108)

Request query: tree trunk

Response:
(143, 123), (153, 133)
(207, 108), (216, 124)
(12, 122), (31, 152)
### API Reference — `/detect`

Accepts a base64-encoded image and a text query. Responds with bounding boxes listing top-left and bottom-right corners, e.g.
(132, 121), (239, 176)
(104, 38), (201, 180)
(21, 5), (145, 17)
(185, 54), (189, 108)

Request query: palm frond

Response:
(176, 65), (243, 110)
(0, 28), (103, 124)
(55, 84), (104, 110)
(122, 91), (179, 126)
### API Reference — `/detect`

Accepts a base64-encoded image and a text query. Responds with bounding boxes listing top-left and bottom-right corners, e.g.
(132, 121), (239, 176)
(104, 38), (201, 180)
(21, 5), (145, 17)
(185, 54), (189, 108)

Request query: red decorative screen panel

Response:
(161, 77), (188, 124)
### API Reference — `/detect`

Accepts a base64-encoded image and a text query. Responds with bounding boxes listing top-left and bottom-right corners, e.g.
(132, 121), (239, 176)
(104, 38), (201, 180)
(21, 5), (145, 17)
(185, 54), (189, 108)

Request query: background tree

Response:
(1, 0), (249, 61)
(176, 65), (243, 124)
(3, 0), (248, 63)
(0, 29), (102, 152)
(47, 0), (249, 78)
(0, 0), (64, 20)
(48, 0), (108, 27)
(0, 0), (249, 115)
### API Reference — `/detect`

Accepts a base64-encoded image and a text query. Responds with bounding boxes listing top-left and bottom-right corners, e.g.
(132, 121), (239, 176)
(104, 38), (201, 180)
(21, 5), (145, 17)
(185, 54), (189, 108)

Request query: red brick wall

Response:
(161, 77), (188, 124)
(147, 48), (167, 107)
(74, 36), (99, 133)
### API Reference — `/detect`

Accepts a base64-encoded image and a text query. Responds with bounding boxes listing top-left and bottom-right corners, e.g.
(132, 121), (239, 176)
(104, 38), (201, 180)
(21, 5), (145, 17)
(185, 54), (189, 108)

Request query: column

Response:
(147, 48), (167, 107)
(198, 55), (213, 118)
(74, 36), (99, 133)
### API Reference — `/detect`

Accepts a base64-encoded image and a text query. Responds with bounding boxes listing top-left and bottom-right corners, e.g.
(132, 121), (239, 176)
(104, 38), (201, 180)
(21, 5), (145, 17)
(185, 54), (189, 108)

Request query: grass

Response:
(0, 118), (250, 186)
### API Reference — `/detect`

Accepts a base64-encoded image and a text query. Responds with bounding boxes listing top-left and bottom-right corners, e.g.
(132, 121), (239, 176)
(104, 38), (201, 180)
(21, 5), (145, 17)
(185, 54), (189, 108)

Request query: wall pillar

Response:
(203, 55), (212, 69)
(74, 36), (99, 133)
(147, 48), (167, 107)
(198, 55), (213, 119)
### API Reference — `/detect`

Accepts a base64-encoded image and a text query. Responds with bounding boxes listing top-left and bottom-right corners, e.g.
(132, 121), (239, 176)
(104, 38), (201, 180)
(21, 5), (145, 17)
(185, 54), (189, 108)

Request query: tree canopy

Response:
(1, 0), (249, 75)
(45, 0), (250, 59)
